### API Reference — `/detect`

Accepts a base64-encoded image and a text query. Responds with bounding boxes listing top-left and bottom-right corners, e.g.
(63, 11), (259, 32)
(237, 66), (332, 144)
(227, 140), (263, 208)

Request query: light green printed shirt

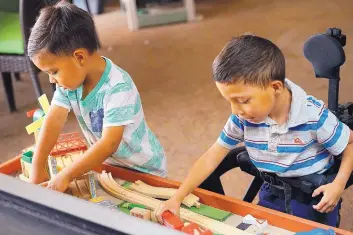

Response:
(52, 57), (167, 177)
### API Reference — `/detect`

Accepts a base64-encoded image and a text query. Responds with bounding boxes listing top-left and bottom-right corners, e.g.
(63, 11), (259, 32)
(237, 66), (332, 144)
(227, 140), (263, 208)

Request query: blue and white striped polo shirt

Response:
(217, 79), (351, 177)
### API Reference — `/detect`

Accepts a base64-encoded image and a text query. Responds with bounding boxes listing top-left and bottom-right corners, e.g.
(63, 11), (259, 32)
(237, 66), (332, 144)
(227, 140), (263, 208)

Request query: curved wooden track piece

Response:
(130, 180), (200, 208)
(97, 171), (249, 235)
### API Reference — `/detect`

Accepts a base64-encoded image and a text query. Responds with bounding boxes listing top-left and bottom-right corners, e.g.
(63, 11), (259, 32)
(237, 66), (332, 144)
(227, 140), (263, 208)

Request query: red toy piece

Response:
(161, 211), (184, 231)
(182, 223), (213, 235)
(50, 132), (87, 156)
(26, 108), (39, 118)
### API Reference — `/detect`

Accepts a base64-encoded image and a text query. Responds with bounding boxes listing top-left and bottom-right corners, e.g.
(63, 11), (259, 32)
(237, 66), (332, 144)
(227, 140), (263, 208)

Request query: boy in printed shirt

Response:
(156, 35), (353, 226)
(28, 2), (166, 191)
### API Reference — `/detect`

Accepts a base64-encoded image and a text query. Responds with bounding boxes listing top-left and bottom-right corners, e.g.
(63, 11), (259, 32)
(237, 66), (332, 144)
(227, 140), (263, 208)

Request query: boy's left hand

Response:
(312, 182), (345, 213)
(40, 172), (71, 192)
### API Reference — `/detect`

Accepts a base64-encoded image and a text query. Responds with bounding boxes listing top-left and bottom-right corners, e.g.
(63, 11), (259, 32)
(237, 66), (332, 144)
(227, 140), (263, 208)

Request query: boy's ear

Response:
(270, 80), (285, 93)
(72, 49), (87, 66)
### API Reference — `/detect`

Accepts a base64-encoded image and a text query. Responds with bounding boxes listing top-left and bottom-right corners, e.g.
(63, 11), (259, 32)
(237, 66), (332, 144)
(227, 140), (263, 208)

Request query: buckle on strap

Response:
(259, 172), (294, 214)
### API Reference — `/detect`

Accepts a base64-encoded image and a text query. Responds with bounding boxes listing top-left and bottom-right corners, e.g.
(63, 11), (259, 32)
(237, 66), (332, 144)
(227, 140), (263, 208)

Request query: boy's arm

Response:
(173, 142), (230, 202)
(313, 130), (353, 213)
(155, 142), (230, 220)
(44, 125), (124, 192)
(30, 105), (69, 184)
(331, 130), (353, 189)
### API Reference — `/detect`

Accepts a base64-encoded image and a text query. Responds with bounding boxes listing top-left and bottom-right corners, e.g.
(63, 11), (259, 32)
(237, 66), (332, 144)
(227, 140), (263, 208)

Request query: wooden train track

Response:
(130, 180), (200, 208)
(97, 171), (250, 235)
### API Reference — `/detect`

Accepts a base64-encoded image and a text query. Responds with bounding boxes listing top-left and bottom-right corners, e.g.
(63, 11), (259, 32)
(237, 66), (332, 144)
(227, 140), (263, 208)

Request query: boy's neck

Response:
(269, 86), (292, 126)
(82, 53), (106, 99)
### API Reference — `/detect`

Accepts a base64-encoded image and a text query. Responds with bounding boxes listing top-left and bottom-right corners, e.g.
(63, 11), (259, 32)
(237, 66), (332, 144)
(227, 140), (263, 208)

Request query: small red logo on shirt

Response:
(294, 138), (304, 144)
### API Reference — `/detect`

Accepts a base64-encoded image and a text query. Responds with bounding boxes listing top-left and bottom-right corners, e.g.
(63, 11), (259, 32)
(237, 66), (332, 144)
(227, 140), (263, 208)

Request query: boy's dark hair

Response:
(28, 1), (98, 58)
(212, 35), (285, 87)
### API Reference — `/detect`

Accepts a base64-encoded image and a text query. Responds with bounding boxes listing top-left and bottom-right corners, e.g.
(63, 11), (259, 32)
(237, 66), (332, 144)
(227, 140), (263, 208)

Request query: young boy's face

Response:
(32, 50), (87, 91)
(216, 80), (278, 123)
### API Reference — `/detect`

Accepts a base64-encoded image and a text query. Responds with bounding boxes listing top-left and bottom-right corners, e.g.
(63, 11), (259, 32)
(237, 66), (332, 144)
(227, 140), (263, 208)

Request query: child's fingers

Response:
(322, 204), (335, 213)
(39, 181), (49, 187)
(154, 206), (165, 224)
(312, 186), (325, 197)
(313, 197), (328, 211)
(319, 202), (332, 213)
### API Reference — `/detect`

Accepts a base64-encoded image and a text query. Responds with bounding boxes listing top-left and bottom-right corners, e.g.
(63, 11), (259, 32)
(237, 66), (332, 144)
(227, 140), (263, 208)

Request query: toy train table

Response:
(0, 132), (351, 235)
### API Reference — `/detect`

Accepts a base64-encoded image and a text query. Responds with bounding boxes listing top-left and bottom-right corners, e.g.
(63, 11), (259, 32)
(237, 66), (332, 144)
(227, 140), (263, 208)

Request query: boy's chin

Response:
(59, 85), (76, 91)
(245, 117), (263, 123)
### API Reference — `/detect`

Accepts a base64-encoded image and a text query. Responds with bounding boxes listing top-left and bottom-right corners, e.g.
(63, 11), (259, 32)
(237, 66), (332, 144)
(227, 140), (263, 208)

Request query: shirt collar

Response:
(264, 78), (308, 128)
(285, 78), (308, 127)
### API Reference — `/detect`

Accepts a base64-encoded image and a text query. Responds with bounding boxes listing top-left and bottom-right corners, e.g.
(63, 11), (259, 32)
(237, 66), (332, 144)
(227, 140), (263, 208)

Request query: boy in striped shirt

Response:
(156, 35), (353, 226)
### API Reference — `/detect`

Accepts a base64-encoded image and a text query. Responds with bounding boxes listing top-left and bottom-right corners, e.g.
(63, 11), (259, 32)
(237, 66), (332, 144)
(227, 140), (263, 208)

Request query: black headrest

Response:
(303, 28), (346, 80)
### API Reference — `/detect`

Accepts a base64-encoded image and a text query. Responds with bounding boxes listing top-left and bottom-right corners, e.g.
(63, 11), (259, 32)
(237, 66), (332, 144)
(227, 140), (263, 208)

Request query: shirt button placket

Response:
(269, 126), (278, 152)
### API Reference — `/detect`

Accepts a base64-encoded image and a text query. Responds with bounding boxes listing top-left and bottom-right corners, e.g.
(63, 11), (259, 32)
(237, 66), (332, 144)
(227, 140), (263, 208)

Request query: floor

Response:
(1, 0), (353, 231)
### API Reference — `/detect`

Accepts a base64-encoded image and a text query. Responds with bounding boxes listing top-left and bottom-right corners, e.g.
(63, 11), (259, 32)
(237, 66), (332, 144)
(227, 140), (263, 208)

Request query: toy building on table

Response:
(20, 94), (96, 200)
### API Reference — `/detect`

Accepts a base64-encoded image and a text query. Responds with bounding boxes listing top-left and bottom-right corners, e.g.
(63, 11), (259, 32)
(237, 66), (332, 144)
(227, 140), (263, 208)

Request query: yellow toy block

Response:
(38, 94), (50, 114)
(25, 118), (44, 134)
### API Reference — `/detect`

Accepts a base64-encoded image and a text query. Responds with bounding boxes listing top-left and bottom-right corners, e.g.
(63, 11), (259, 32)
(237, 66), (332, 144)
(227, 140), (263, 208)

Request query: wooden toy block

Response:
(87, 171), (97, 199)
(76, 178), (91, 200)
(76, 171), (97, 199)
(130, 207), (151, 220)
(130, 180), (200, 208)
(20, 160), (32, 178)
(151, 211), (158, 223)
(62, 155), (74, 168)
(19, 150), (49, 182)
(19, 173), (30, 182)
(47, 152), (97, 200)
(20, 150), (33, 178)
(68, 181), (81, 198)
(25, 94), (50, 143)
(48, 155), (60, 178)
(121, 202), (146, 210)
(56, 156), (65, 172)
(242, 214), (268, 233)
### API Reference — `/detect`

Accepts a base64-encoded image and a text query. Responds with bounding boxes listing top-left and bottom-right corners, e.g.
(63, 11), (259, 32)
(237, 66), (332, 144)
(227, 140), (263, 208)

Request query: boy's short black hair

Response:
(28, 1), (99, 58)
(212, 35), (286, 87)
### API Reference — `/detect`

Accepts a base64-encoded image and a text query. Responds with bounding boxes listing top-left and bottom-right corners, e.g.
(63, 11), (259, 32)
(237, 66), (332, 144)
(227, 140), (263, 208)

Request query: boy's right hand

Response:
(154, 197), (182, 224)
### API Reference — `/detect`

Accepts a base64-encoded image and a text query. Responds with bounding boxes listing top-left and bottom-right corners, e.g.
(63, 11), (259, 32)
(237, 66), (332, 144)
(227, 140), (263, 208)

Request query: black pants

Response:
(199, 147), (245, 195)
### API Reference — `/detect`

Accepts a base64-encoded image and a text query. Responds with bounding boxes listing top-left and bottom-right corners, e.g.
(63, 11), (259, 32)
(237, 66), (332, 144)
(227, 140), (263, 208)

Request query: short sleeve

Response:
(103, 81), (137, 128)
(51, 85), (71, 110)
(317, 108), (350, 156)
(217, 114), (244, 149)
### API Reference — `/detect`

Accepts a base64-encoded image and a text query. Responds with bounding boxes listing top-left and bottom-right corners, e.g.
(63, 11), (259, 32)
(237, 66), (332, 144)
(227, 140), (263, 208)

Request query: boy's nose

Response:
(231, 104), (245, 116)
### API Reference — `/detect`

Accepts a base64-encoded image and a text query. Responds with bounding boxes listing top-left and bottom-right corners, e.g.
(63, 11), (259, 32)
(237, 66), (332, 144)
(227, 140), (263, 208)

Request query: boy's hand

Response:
(40, 171), (71, 192)
(312, 182), (345, 213)
(154, 197), (182, 224)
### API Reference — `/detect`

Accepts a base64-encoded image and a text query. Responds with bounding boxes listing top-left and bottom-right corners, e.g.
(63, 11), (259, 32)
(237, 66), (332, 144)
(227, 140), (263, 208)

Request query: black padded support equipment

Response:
(303, 28), (345, 80)
(237, 151), (264, 202)
(303, 28), (346, 114)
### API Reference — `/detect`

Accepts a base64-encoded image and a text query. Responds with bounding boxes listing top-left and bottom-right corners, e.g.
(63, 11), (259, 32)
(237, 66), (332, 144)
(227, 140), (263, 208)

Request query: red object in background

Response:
(26, 108), (39, 118)
(161, 211), (184, 231)
(50, 132), (87, 156)
(182, 223), (213, 235)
